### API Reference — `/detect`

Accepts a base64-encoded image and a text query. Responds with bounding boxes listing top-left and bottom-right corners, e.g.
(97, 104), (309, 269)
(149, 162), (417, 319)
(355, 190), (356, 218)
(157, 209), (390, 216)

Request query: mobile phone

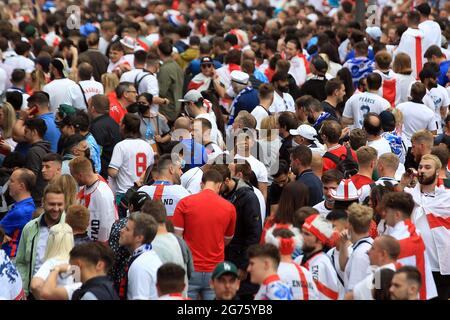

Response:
(29, 106), (39, 116)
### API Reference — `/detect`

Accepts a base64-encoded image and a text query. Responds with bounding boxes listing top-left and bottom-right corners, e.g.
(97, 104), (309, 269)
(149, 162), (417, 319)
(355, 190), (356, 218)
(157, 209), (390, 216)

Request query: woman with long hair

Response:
(392, 53), (416, 104)
(258, 115), (282, 184)
(261, 181), (309, 252)
(30, 223), (78, 300)
(0, 102), (17, 156)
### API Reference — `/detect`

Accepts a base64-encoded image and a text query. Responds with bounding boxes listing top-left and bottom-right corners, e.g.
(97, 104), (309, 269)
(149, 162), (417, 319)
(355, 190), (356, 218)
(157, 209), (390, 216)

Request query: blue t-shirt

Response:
(0, 197), (35, 257)
(228, 87), (260, 126)
(38, 113), (61, 153)
(438, 60), (450, 86)
(180, 138), (207, 170)
(186, 59), (222, 77)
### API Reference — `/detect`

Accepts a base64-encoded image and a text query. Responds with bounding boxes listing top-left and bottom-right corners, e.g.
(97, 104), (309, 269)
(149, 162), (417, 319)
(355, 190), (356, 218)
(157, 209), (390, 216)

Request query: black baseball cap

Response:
(129, 191), (151, 212)
(200, 56), (213, 65)
(326, 209), (348, 221)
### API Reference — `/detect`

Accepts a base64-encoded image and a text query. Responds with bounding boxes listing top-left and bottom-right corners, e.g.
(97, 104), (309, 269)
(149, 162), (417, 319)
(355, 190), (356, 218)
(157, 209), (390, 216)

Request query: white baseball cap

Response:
(289, 124), (318, 141)
(231, 70), (249, 85)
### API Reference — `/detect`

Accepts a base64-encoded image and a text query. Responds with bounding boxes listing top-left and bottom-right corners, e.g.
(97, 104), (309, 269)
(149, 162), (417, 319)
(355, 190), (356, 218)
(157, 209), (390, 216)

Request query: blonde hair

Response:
(356, 146), (378, 166)
(50, 174), (78, 210)
(411, 130), (434, 148)
(101, 73), (119, 94)
(421, 154), (442, 172)
(44, 223), (74, 261)
(66, 204), (90, 233)
(347, 203), (373, 234)
(260, 115), (278, 141)
(393, 53), (412, 75)
(0, 102), (16, 138)
(378, 153), (400, 172)
(30, 69), (46, 92)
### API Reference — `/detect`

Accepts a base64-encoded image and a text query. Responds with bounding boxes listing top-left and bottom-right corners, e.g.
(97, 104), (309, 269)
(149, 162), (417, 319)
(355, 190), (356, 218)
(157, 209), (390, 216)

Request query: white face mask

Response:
(291, 140), (299, 147)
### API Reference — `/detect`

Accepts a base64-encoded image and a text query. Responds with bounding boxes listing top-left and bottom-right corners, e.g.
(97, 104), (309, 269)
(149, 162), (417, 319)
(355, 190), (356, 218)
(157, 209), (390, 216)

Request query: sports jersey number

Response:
(136, 153), (147, 176)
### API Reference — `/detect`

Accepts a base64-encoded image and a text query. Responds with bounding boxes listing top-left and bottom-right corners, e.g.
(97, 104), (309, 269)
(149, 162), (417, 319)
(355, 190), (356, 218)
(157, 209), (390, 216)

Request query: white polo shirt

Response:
(127, 248), (162, 300)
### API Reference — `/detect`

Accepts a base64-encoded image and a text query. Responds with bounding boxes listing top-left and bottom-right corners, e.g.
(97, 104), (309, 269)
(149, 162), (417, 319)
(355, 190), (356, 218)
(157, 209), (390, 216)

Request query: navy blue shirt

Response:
(228, 87), (260, 126)
(38, 112), (61, 153)
(296, 169), (323, 207)
(438, 60), (450, 86)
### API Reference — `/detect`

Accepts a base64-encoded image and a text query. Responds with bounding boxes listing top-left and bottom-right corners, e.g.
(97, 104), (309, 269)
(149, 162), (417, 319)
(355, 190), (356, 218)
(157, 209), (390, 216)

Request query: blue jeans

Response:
(188, 271), (215, 300)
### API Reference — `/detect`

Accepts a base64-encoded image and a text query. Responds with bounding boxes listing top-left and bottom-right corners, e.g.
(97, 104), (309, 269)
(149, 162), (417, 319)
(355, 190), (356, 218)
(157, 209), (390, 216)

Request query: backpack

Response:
(323, 146), (359, 178)
(134, 71), (152, 94)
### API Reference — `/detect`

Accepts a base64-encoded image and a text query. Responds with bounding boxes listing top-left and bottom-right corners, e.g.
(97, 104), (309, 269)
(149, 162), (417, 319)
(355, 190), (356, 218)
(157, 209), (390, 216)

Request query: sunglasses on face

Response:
(201, 64), (213, 69)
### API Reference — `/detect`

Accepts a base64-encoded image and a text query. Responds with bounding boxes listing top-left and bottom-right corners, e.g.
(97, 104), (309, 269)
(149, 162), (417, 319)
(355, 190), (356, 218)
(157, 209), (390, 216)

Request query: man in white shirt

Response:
(269, 71), (295, 113)
(139, 154), (189, 219)
(234, 128), (268, 199)
(119, 213), (162, 300)
(348, 235), (400, 300)
(70, 157), (117, 242)
(363, 113), (392, 157)
(397, 82), (437, 149)
(99, 21), (118, 55)
(284, 38), (307, 87)
(339, 203), (374, 293)
(43, 58), (76, 113)
(394, 11), (425, 79)
(4, 41), (35, 74)
(63, 62), (103, 110)
(120, 50), (155, 95)
(419, 67), (450, 134)
(251, 83), (274, 129)
(416, 3), (442, 55)
(108, 113), (154, 218)
(342, 73), (390, 129)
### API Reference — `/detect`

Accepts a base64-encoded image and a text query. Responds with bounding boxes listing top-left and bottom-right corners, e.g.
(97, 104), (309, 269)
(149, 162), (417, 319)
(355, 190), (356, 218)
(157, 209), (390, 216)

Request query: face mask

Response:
(138, 103), (150, 114)
(291, 140), (299, 147)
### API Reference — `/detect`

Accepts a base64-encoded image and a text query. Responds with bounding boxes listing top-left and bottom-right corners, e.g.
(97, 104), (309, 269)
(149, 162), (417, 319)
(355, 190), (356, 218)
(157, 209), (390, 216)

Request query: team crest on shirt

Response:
(0, 257), (20, 283)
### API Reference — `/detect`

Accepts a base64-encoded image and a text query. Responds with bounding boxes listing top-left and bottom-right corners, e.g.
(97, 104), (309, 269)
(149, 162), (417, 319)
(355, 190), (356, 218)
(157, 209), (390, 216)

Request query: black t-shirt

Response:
(321, 101), (338, 119)
(299, 77), (328, 101)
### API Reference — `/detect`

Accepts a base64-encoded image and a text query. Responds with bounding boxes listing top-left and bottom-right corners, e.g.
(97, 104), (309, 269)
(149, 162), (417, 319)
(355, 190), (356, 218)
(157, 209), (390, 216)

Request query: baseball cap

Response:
(200, 56), (213, 65)
(289, 124), (317, 141)
(211, 261), (238, 280)
(311, 56), (328, 74)
(80, 23), (98, 37)
(24, 24), (36, 38)
(57, 104), (77, 119)
(365, 26), (382, 41)
(231, 70), (249, 85)
(129, 191), (151, 212)
(51, 58), (69, 78)
(178, 90), (203, 103)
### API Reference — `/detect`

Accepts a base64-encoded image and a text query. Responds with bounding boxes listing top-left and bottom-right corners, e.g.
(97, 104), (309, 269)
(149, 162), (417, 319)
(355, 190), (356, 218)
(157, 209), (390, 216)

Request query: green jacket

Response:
(15, 212), (66, 296)
(157, 58), (184, 122)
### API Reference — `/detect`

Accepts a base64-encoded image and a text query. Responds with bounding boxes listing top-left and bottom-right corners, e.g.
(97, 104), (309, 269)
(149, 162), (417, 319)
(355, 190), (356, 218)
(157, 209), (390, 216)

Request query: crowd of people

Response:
(0, 0), (449, 301)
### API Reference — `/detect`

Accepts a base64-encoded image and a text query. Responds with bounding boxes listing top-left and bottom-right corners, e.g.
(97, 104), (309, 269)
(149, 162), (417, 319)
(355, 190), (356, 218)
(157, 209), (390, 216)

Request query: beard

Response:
(418, 173), (436, 185)
(302, 243), (316, 254)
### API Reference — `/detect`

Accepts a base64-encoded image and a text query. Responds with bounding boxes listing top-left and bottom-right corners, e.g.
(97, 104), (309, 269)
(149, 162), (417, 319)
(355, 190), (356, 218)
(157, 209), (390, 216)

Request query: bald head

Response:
(363, 113), (382, 137)
(377, 235), (401, 260)
(174, 117), (191, 130)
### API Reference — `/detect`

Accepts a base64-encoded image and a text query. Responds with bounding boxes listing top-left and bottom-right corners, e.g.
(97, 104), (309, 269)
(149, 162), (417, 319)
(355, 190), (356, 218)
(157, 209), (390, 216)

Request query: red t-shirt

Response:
(172, 189), (237, 272)
(322, 145), (358, 172)
(350, 174), (373, 190)
(107, 91), (127, 124)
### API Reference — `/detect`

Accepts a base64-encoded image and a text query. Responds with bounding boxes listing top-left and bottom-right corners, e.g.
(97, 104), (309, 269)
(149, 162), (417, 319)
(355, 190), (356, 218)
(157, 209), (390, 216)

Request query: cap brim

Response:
(289, 129), (300, 136)
(330, 190), (361, 201)
(213, 271), (238, 279)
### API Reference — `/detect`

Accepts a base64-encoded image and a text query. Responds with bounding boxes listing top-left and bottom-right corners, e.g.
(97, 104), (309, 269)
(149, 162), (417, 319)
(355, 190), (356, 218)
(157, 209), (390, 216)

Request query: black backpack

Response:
(323, 146), (359, 178)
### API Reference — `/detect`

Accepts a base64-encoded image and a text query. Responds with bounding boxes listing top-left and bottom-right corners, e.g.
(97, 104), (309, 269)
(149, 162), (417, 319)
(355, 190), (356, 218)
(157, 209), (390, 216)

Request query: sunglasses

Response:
(201, 64), (213, 68)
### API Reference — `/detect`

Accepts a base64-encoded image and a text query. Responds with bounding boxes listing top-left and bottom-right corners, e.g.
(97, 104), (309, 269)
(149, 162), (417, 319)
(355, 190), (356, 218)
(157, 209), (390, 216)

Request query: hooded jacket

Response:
(223, 179), (262, 270)
(25, 140), (51, 206)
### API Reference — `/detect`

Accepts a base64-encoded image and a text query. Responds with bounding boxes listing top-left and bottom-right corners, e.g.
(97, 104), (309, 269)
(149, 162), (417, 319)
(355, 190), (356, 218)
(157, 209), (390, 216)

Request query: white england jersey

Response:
(278, 262), (318, 300)
(0, 250), (25, 300)
(418, 20), (442, 55)
(139, 182), (190, 217)
(254, 274), (293, 300)
(342, 91), (390, 129)
(352, 263), (397, 300)
(43, 78), (77, 113)
(394, 28), (425, 79)
(109, 138), (155, 194)
(295, 251), (340, 300)
(313, 201), (332, 219)
(63, 80), (104, 110)
(426, 85), (450, 134)
(77, 179), (117, 242)
(269, 91), (295, 113)
(288, 55), (307, 87)
(344, 237), (373, 292)
(327, 246), (353, 300)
